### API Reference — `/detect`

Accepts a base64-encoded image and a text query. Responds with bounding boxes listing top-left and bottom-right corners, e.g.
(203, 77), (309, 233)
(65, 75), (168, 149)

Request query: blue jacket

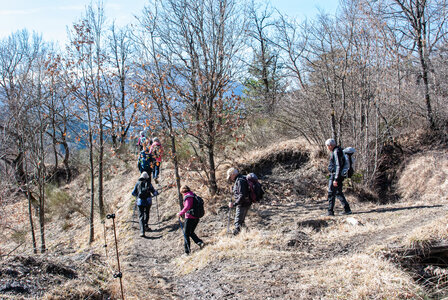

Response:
(138, 150), (153, 172)
(132, 178), (158, 206)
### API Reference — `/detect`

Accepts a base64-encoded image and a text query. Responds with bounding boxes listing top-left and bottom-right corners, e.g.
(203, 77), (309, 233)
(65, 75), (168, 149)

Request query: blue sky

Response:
(0, 0), (338, 44)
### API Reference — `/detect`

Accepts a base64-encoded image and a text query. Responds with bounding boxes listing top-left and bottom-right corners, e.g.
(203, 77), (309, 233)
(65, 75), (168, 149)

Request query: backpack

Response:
(138, 136), (146, 146)
(151, 143), (161, 158)
(246, 173), (264, 203)
(186, 194), (205, 218)
(139, 152), (153, 169)
(342, 147), (356, 178)
(138, 180), (152, 199)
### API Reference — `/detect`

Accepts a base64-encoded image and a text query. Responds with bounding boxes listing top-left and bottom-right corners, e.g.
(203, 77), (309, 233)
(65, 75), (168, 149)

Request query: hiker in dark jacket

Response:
(132, 172), (158, 237)
(177, 185), (204, 254)
(138, 147), (154, 181)
(325, 139), (352, 216)
(227, 167), (251, 235)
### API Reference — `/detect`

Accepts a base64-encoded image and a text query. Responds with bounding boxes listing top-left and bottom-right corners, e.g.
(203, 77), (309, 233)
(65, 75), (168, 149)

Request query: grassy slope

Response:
(1, 141), (447, 299)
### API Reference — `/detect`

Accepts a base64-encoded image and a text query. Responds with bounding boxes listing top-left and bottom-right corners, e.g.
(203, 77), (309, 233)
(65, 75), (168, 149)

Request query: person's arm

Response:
(149, 184), (158, 196)
(179, 196), (193, 216)
(334, 149), (341, 180)
(132, 183), (139, 197)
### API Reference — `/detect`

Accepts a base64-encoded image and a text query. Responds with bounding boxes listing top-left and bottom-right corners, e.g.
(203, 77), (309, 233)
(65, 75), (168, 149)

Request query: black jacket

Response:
(233, 174), (251, 207)
(328, 146), (345, 180)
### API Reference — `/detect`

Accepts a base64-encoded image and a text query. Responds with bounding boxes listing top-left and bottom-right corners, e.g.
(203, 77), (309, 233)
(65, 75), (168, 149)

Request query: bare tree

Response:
(106, 23), (138, 147)
(245, 0), (283, 113)
(367, 0), (448, 129)
(142, 0), (246, 195)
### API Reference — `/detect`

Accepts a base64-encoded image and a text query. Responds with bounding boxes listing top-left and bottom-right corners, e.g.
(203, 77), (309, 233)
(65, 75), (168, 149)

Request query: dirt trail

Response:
(123, 176), (448, 299)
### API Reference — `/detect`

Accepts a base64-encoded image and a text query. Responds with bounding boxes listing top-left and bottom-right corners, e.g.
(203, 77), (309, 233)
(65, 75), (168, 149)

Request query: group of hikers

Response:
(132, 135), (354, 255)
(132, 131), (163, 237)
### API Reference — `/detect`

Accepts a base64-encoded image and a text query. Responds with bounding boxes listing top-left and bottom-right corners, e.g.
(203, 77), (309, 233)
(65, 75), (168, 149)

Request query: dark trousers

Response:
(234, 205), (250, 235)
(138, 204), (151, 234)
(184, 218), (203, 254)
(328, 178), (351, 213)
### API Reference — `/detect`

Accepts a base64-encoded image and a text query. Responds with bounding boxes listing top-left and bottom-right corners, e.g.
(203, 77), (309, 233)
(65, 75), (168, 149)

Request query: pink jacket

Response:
(150, 141), (163, 163)
(179, 191), (198, 219)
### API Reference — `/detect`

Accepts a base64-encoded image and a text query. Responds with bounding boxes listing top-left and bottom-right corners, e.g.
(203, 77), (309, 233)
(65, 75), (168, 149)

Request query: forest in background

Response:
(1, 0), (447, 254)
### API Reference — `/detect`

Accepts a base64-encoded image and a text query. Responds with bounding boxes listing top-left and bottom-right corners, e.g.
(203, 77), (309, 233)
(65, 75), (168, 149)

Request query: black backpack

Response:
(186, 194), (205, 218)
(246, 173), (264, 203)
(138, 180), (152, 199)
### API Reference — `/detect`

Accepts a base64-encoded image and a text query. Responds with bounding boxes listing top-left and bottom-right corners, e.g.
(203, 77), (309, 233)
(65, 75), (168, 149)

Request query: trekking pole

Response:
(107, 214), (125, 300)
(102, 219), (108, 259)
(178, 217), (190, 254)
(132, 198), (137, 229)
(155, 194), (160, 223)
(227, 206), (232, 234)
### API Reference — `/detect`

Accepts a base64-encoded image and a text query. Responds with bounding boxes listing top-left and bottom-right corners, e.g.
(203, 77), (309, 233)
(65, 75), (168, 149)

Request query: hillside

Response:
(1, 139), (447, 299)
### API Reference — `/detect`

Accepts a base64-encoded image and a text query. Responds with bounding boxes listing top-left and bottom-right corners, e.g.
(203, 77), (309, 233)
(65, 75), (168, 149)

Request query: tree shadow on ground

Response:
(150, 221), (180, 233)
(142, 235), (162, 240)
(355, 205), (444, 215)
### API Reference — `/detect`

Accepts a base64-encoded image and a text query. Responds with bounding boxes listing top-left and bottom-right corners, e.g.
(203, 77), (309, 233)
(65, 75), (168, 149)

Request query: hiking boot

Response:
(198, 242), (205, 249)
(145, 225), (152, 232)
(325, 211), (335, 216)
(140, 232), (145, 237)
(341, 211), (352, 215)
(154, 178), (159, 184)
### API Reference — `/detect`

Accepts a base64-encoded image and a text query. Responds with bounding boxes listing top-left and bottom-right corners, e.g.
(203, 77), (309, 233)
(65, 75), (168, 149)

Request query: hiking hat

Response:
(140, 172), (149, 179)
(325, 139), (336, 147)
(226, 167), (239, 181)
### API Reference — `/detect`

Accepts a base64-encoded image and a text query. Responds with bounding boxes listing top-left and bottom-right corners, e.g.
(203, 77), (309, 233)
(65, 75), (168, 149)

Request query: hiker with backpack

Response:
(138, 147), (154, 181)
(227, 167), (252, 235)
(131, 172), (158, 237)
(177, 185), (205, 255)
(325, 139), (352, 216)
(150, 137), (163, 184)
(137, 131), (147, 152)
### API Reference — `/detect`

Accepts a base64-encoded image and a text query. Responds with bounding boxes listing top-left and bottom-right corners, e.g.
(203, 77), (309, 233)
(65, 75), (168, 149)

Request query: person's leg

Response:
(184, 218), (193, 254)
(144, 204), (152, 230)
(153, 163), (160, 179)
(239, 205), (250, 228)
(188, 218), (204, 245)
(233, 205), (247, 235)
(335, 179), (351, 213)
(327, 179), (336, 215)
(138, 205), (146, 236)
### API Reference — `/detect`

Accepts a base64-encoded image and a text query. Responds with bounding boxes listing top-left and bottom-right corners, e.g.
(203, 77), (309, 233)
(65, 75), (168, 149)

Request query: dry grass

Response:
(297, 254), (423, 299)
(397, 151), (448, 202)
(234, 138), (317, 166)
(404, 214), (448, 248)
(173, 229), (287, 275)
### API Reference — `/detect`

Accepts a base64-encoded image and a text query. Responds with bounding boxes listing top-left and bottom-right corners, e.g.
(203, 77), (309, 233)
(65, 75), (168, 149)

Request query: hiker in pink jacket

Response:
(177, 185), (204, 254)
(150, 137), (163, 184)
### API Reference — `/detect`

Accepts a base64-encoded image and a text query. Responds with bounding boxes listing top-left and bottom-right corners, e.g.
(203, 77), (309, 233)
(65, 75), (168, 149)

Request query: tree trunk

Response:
(24, 151), (37, 254)
(88, 124), (95, 244)
(38, 130), (46, 253)
(170, 133), (183, 210)
(416, 33), (435, 129)
(98, 120), (105, 220)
